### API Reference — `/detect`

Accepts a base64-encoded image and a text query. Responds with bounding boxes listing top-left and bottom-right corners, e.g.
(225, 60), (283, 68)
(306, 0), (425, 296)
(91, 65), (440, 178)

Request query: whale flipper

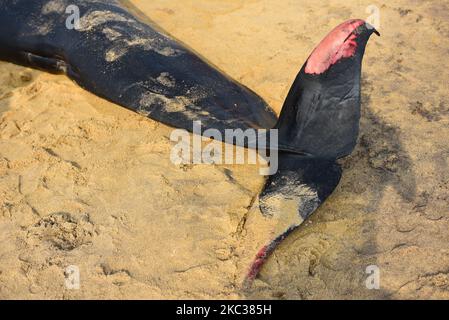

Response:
(3, 51), (67, 74)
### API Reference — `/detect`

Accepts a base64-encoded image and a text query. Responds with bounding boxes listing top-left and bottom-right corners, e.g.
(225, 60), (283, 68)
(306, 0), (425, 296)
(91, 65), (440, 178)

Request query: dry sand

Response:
(0, 0), (448, 299)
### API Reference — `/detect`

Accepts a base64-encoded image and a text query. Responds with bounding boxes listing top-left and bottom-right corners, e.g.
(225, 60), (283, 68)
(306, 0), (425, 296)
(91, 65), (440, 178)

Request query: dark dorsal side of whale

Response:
(0, 0), (278, 134)
(276, 20), (378, 159)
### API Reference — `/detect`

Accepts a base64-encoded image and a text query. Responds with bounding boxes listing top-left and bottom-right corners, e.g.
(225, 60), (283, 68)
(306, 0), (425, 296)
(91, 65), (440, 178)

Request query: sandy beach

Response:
(0, 0), (448, 299)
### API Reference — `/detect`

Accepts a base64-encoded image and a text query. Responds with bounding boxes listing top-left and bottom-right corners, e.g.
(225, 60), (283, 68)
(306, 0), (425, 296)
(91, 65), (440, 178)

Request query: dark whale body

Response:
(0, 0), (378, 285)
(0, 0), (278, 134)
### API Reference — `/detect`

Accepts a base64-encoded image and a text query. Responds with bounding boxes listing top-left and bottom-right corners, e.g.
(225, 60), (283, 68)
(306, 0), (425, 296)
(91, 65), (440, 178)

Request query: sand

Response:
(0, 0), (448, 299)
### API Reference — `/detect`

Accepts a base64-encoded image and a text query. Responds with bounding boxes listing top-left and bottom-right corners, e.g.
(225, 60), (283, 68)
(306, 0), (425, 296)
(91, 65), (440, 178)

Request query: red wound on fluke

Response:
(305, 19), (366, 75)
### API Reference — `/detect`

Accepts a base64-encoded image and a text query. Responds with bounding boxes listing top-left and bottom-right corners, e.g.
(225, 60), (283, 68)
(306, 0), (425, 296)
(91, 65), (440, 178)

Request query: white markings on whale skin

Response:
(27, 0), (183, 59)
(34, 0), (212, 122)
(78, 10), (131, 32)
(102, 27), (122, 41)
(136, 80), (213, 120)
(261, 179), (320, 219)
(28, 0), (67, 36)
(33, 21), (54, 36)
(103, 34), (183, 62)
(296, 185), (321, 218)
(42, 0), (67, 15)
(138, 92), (188, 116)
(157, 72), (176, 88)
(76, 9), (183, 62)
(104, 37), (152, 62)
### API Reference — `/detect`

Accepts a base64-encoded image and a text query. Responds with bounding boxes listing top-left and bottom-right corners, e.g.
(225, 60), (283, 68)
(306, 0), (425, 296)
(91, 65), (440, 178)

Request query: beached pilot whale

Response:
(0, 0), (378, 285)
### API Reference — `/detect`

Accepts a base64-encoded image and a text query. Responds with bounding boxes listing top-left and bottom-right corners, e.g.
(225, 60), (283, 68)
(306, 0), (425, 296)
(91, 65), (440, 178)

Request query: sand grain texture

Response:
(1, 0), (448, 299)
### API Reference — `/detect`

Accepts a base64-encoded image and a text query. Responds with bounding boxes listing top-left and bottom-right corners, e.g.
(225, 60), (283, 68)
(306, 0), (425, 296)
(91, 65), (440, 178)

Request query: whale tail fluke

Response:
(245, 20), (379, 286)
(276, 20), (379, 159)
